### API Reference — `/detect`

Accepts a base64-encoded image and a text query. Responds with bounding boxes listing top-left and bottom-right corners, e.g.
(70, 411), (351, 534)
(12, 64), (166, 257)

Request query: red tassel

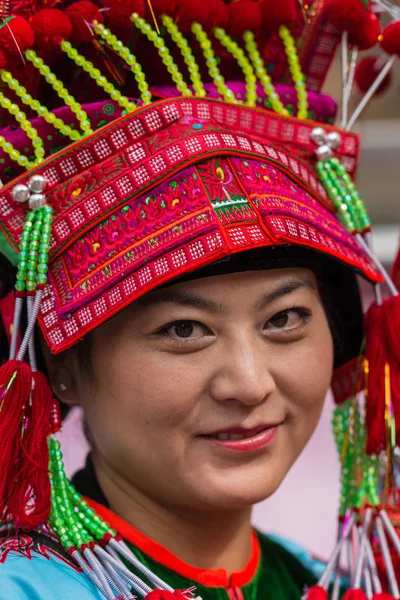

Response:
(383, 295), (400, 446)
(392, 243), (400, 289)
(0, 359), (32, 522)
(364, 303), (387, 454)
(343, 590), (368, 600)
(372, 594), (395, 599)
(8, 371), (52, 529)
(305, 586), (328, 599)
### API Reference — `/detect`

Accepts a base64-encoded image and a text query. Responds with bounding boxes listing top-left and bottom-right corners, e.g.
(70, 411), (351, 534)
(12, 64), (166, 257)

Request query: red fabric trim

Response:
(331, 355), (366, 404)
(85, 498), (260, 588)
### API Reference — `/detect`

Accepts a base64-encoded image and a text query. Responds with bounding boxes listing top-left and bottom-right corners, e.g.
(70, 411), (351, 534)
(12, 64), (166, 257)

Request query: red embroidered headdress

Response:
(0, 0), (399, 598)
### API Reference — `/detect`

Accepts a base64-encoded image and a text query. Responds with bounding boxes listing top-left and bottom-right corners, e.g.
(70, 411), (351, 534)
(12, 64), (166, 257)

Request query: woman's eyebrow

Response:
(137, 288), (226, 313)
(256, 278), (317, 310)
(138, 277), (316, 313)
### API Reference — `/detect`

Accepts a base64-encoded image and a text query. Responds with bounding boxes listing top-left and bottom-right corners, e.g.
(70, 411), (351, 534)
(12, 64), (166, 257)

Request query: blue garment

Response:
(0, 549), (104, 600)
(0, 533), (324, 599)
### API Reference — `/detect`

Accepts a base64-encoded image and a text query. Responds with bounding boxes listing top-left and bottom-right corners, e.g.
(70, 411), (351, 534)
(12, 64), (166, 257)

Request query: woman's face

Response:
(63, 267), (334, 511)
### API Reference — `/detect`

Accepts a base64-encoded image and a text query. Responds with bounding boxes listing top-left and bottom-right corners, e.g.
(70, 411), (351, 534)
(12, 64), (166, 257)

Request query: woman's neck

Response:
(92, 452), (253, 575)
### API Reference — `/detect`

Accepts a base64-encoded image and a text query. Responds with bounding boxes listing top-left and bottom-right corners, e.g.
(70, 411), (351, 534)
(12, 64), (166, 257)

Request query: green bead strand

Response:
(214, 27), (257, 107)
(94, 22), (150, 106)
(1, 71), (82, 142)
(162, 15), (206, 98)
(192, 22), (236, 104)
(26, 212), (44, 292)
(48, 437), (116, 551)
(243, 30), (289, 116)
(132, 14), (191, 98)
(60, 41), (136, 115)
(15, 210), (36, 292)
(332, 402), (353, 515)
(25, 50), (93, 137)
(278, 26), (309, 119)
(316, 158), (371, 234)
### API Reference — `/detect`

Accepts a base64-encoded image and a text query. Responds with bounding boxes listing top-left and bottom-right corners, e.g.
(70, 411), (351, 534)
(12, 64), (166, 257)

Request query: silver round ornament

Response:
(325, 131), (341, 150)
(310, 126), (326, 146)
(28, 174), (46, 194)
(316, 144), (333, 161)
(29, 193), (46, 210)
(11, 184), (30, 203)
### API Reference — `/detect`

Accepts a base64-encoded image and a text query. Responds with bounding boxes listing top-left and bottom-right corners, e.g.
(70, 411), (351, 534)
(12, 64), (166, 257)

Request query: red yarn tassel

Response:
(304, 586), (328, 599)
(342, 590), (368, 600)
(8, 371), (52, 529)
(382, 295), (400, 446)
(364, 303), (387, 454)
(0, 359), (32, 522)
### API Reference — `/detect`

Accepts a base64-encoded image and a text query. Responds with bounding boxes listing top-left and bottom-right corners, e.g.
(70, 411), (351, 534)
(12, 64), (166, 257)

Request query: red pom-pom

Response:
(326, 0), (367, 35)
(65, 1), (104, 43)
(175, 0), (211, 32)
(380, 20), (400, 56)
(349, 12), (381, 51)
(304, 586), (328, 600)
(101, 0), (145, 29)
(355, 56), (392, 95)
(342, 591), (368, 600)
(145, 0), (177, 19)
(260, 0), (297, 32)
(0, 50), (7, 70)
(30, 9), (72, 48)
(0, 16), (34, 57)
(211, 0), (229, 29)
(228, 0), (262, 38)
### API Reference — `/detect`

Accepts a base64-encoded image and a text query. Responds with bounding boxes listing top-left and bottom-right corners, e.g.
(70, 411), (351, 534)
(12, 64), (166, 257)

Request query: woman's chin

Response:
(189, 471), (286, 511)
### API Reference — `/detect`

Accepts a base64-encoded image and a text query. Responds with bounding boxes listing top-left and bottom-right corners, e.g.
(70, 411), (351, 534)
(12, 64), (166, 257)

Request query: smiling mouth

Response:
(212, 431), (266, 441)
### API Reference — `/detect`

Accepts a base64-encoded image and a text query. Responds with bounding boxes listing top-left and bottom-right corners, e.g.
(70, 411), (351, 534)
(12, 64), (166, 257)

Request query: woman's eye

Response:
(158, 320), (210, 340)
(265, 308), (311, 332)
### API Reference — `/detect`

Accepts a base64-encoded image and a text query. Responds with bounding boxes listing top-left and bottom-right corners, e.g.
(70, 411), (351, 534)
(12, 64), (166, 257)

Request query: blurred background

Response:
(58, 24), (400, 564)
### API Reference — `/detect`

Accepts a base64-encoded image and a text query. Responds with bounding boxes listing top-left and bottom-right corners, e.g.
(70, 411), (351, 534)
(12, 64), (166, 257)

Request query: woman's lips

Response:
(201, 425), (280, 452)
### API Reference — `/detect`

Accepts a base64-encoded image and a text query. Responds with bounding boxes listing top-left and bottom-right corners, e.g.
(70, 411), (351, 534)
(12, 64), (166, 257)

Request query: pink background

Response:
(58, 391), (340, 560)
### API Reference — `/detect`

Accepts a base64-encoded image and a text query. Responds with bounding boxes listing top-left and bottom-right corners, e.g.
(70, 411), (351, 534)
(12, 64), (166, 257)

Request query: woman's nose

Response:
(209, 336), (276, 407)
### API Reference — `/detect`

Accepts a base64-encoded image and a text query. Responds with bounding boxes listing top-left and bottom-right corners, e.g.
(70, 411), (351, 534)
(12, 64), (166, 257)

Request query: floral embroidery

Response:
(51, 155), (124, 214)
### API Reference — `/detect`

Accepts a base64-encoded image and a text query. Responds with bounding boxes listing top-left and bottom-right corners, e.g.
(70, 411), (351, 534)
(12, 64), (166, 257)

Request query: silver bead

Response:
(316, 144), (333, 161)
(310, 126), (326, 146)
(29, 193), (46, 210)
(11, 183), (30, 203)
(326, 131), (341, 150)
(28, 174), (46, 194)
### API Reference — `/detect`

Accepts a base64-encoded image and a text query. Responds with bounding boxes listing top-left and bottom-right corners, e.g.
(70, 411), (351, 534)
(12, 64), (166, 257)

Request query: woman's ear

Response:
(40, 339), (80, 407)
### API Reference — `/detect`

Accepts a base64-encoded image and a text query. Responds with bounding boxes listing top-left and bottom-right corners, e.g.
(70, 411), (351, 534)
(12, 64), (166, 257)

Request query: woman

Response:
(0, 1), (398, 598)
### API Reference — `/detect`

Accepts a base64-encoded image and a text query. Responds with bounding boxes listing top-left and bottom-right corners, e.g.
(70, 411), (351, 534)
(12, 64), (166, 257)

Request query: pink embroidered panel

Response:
(0, 97), (359, 259)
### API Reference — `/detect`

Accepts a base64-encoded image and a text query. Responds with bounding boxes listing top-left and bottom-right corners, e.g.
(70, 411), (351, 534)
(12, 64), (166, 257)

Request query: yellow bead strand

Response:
(0, 91), (44, 166)
(25, 50), (94, 137)
(213, 27), (257, 107)
(279, 25), (309, 119)
(93, 21), (152, 105)
(0, 133), (34, 169)
(191, 22), (236, 104)
(131, 13), (192, 97)
(162, 15), (205, 98)
(60, 41), (137, 114)
(1, 71), (82, 142)
(243, 30), (288, 116)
